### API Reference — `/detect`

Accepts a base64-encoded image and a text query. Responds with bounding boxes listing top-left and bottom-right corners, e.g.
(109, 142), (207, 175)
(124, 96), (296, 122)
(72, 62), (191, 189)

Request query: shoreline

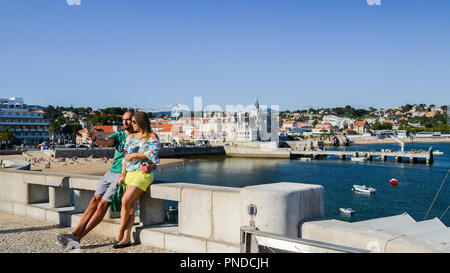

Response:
(33, 158), (190, 175)
(0, 153), (189, 175)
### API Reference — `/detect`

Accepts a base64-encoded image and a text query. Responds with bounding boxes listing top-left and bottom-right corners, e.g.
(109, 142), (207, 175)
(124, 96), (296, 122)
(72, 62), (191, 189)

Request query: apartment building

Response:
(0, 97), (50, 145)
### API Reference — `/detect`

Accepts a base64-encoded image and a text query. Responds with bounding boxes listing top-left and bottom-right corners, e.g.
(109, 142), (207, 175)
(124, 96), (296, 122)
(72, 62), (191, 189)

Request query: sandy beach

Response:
(0, 153), (188, 175)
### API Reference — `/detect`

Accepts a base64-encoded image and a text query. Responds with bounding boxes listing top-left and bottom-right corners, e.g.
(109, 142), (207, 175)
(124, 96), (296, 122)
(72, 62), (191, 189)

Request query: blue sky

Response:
(0, 0), (449, 111)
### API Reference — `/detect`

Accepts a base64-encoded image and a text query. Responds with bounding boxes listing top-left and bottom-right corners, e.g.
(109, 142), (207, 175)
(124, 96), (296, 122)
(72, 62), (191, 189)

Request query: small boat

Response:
(351, 157), (367, 162)
(299, 158), (312, 162)
(433, 150), (444, 155)
(339, 208), (355, 215)
(390, 178), (398, 185)
(352, 185), (376, 194)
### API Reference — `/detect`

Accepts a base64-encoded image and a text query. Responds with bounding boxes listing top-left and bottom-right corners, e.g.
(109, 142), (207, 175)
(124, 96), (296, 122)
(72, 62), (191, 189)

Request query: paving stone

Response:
(0, 211), (173, 253)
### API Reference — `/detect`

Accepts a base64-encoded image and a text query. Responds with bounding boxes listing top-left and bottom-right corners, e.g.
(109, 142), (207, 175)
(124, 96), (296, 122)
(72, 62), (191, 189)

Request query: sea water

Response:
(154, 142), (450, 226)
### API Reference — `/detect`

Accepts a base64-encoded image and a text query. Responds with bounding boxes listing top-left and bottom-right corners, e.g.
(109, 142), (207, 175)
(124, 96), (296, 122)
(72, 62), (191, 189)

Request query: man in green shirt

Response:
(56, 110), (155, 247)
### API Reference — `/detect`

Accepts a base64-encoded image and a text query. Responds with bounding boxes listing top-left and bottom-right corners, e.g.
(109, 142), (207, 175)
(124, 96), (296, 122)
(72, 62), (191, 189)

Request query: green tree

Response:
(371, 121), (392, 130)
(0, 127), (17, 147)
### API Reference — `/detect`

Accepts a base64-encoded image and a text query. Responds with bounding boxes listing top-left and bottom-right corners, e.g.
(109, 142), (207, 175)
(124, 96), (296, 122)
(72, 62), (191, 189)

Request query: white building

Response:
(0, 97), (50, 145)
(172, 99), (279, 144)
(322, 115), (355, 129)
(224, 100), (279, 143)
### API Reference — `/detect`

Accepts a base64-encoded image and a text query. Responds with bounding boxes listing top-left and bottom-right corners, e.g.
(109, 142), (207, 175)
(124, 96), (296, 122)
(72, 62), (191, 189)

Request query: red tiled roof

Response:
(354, 120), (368, 127)
(93, 125), (116, 133)
(283, 120), (295, 124)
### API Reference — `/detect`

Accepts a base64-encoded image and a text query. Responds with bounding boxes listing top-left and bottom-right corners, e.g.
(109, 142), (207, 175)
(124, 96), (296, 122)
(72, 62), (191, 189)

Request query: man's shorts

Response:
(94, 171), (121, 203)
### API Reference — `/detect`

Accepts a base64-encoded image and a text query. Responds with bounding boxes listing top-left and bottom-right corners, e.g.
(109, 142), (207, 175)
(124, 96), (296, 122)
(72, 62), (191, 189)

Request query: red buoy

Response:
(390, 178), (398, 185)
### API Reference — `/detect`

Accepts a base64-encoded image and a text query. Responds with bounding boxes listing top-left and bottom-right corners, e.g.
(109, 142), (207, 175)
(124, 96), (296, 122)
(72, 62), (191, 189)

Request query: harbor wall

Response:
(0, 169), (324, 253)
(0, 150), (22, 156)
(223, 146), (291, 159)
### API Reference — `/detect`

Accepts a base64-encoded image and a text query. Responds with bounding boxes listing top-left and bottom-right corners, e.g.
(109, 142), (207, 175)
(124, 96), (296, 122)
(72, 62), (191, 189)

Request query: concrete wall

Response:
(0, 169), (324, 253)
(0, 150), (22, 156)
(159, 146), (225, 158)
(54, 148), (115, 158)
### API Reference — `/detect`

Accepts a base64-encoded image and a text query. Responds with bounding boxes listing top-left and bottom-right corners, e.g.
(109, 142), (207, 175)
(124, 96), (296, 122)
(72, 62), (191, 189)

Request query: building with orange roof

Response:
(353, 120), (371, 135)
(312, 123), (333, 135)
(430, 106), (442, 113)
(282, 120), (296, 129)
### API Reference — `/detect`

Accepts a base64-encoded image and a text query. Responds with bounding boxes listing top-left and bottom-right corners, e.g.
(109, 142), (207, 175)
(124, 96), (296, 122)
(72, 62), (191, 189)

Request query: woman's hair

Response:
(133, 111), (159, 140)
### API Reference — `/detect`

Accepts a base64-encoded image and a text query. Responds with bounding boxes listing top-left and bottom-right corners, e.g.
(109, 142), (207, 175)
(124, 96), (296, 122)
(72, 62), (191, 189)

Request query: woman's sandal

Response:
(113, 242), (131, 249)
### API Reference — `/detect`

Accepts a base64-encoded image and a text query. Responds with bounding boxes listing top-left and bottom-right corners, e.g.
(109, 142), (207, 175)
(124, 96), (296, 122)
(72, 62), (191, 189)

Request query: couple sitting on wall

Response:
(56, 110), (160, 249)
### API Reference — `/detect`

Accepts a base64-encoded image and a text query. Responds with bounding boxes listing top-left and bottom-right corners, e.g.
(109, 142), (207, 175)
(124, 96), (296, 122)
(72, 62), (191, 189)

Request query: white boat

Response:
(433, 150), (444, 155)
(299, 158), (312, 162)
(339, 208), (355, 215)
(351, 157), (367, 162)
(352, 185), (376, 194)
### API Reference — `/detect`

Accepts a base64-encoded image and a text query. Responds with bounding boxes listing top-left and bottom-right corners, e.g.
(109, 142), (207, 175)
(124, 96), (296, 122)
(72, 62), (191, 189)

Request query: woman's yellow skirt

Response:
(124, 171), (153, 192)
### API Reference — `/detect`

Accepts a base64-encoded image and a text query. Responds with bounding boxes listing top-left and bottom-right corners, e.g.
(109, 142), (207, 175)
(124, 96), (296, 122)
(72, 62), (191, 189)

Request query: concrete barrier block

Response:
(13, 202), (27, 215)
(104, 206), (121, 219)
(0, 171), (26, 202)
(207, 241), (240, 253)
(0, 200), (13, 213)
(70, 176), (100, 191)
(44, 207), (75, 225)
(45, 175), (70, 187)
(386, 236), (450, 253)
(27, 184), (49, 204)
(165, 233), (207, 253)
(92, 220), (121, 239)
(24, 173), (46, 185)
(134, 224), (178, 247)
(49, 186), (72, 208)
(179, 187), (212, 239)
(301, 219), (391, 252)
(212, 189), (241, 244)
(150, 183), (185, 201)
(26, 205), (46, 220)
(240, 182), (324, 238)
(139, 190), (165, 226)
(70, 213), (82, 229)
(45, 209), (61, 224)
(136, 227), (166, 249)
(73, 189), (94, 213)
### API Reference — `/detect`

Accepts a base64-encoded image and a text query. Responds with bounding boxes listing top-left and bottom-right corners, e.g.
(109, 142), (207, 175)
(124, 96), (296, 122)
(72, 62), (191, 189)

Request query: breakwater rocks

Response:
(53, 146), (226, 159)
(322, 135), (350, 146)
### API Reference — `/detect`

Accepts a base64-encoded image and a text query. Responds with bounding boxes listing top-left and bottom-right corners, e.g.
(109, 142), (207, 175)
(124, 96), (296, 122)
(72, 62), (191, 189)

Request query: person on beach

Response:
(56, 110), (156, 247)
(113, 111), (160, 248)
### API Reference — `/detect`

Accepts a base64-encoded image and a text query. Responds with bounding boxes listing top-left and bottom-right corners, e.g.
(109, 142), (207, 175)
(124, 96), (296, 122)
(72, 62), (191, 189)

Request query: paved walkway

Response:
(0, 211), (172, 253)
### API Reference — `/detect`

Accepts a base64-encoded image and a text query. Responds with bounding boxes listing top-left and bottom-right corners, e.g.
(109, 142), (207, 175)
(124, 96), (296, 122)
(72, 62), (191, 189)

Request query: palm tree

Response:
(49, 119), (63, 144)
(0, 127), (17, 148)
